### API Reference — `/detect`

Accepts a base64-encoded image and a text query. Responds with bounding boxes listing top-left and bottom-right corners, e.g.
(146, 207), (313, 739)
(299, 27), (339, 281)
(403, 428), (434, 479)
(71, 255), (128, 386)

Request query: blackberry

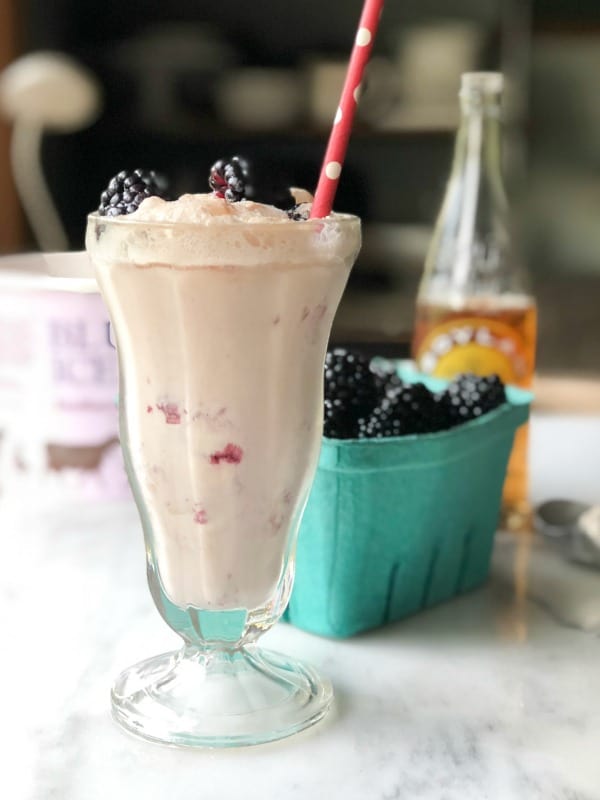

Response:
(378, 381), (440, 436)
(209, 155), (295, 210)
(430, 392), (456, 431)
(370, 360), (404, 394)
(209, 156), (248, 202)
(440, 373), (507, 426)
(97, 169), (169, 216)
(322, 352), (506, 440)
(357, 402), (403, 439)
(323, 348), (379, 439)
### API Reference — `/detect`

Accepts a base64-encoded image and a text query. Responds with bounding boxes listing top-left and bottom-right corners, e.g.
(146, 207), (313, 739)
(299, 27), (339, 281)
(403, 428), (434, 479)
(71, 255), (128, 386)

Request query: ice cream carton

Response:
(285, 373), (531, 638)
(0, 252), (130, 502)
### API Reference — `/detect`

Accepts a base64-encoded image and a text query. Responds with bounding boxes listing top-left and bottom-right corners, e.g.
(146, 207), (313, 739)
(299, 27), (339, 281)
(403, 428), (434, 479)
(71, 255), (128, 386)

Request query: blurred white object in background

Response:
(216, 68), (303, 131)
(354, 56), (400, 129)
(305, 58), (348, 129)
(384, 21), (484, 130)
(115, 23), (235, 133)
(0, 52), (102, 251)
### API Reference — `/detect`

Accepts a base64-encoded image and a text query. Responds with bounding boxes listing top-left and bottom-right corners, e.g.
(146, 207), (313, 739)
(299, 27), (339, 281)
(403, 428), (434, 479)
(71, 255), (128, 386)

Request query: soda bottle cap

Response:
(460, 72), (504, 95)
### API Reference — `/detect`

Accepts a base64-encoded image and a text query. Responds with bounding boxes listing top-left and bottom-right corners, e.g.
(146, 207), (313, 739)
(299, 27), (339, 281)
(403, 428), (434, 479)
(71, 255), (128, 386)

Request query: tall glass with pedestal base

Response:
(86, 210), (361, 747)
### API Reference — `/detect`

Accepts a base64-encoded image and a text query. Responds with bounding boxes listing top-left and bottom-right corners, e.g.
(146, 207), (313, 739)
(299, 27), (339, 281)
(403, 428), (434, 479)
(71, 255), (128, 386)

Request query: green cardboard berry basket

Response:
(284, 371), (531, 638)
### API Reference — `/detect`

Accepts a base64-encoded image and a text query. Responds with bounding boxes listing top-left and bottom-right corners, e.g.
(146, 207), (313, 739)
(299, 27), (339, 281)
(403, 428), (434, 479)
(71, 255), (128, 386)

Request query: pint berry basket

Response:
(284, 373), (531, 638)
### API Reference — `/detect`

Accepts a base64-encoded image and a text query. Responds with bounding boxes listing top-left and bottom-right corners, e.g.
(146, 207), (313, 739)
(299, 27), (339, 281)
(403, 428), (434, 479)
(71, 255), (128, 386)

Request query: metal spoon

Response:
(535, 499), (600, 569)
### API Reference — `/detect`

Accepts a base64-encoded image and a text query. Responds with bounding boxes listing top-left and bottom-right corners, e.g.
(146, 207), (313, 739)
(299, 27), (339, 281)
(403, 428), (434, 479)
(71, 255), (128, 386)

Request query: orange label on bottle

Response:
(415, 316), (531, 385)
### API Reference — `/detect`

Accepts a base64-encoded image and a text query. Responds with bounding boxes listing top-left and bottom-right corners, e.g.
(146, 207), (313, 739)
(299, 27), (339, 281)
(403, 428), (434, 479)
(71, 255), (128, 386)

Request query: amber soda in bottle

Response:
(412, 73), (537, 530)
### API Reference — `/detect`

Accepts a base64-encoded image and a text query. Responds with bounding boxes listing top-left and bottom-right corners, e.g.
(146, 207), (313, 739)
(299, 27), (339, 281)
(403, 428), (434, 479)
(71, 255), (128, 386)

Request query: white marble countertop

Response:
(2, 413), (600, 800)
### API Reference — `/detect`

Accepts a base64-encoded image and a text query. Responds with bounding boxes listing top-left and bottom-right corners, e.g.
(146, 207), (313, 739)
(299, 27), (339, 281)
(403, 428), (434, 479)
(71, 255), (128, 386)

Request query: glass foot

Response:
(111, 644), (333, 748)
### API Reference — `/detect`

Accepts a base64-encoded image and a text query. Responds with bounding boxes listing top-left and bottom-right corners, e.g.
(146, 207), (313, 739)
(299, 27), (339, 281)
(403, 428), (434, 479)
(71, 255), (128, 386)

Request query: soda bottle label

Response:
(415, 315), (531, 385)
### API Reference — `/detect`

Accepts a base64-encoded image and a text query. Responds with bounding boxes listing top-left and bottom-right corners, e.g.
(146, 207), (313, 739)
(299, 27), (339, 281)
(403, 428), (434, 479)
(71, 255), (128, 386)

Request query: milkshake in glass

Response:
(86, 191), (360, 747)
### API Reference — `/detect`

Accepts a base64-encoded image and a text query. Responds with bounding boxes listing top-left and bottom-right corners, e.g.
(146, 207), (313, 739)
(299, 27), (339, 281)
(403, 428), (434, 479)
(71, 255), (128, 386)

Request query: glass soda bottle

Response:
(412, 72), (537, 531)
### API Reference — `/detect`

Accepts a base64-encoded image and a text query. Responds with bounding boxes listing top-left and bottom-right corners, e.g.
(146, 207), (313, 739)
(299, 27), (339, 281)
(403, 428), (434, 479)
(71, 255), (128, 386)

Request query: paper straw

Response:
(310, 0), (386, 219)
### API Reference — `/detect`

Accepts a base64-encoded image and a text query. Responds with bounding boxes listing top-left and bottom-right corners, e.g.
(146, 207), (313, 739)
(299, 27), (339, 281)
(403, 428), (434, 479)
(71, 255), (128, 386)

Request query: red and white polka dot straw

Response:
(310, 0), (386, 219)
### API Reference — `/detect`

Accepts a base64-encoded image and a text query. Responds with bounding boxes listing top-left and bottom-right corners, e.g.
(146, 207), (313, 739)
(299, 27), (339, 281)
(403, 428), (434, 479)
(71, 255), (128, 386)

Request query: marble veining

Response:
(1, 413), (599, 800)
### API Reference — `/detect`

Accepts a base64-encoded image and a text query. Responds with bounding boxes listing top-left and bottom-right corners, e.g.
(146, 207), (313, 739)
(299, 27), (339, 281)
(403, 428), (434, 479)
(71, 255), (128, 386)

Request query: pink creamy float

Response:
(87, 192), (360, 609)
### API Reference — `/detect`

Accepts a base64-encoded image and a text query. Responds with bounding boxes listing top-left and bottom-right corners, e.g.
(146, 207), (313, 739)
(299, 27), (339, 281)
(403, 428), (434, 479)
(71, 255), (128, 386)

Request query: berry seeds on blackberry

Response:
(370, 360), (404, 394)
(209, 156), (295, 211)
(440, 373), (507, 426)
(359, 381), (440, 438)
(323, 348), (379, 439)
(98, 169), (169, 216)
